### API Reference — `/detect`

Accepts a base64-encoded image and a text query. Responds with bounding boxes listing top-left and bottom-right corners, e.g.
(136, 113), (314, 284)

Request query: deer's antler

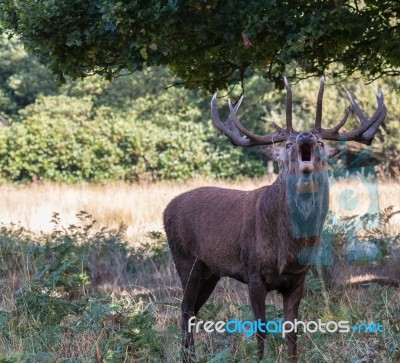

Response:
(315, 80), (387, 145)
(210, 77), (295, 146)
(212, 78), (387, 147)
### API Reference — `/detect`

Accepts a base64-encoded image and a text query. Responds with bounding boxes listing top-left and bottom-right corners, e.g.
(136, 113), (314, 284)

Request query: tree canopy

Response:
(1, 1), (400, 91)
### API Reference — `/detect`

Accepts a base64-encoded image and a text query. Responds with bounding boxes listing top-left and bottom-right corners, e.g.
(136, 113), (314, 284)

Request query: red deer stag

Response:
(163, 78), (387, 362)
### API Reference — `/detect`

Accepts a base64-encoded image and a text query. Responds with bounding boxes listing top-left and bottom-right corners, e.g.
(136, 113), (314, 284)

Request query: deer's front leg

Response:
(248, 279), (267, 360)
(283, 281), (305, 363)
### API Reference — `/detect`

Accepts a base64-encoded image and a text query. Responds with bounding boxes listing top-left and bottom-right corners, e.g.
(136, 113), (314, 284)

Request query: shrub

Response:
(0, 214), (169, 362)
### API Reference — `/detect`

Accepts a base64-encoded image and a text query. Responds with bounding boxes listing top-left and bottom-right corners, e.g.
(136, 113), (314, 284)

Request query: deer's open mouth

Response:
(298, 143), (314, 173)
(300, 144), (312, 161)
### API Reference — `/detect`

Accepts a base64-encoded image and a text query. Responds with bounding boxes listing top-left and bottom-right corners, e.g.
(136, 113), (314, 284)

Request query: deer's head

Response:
(211, 78), (387, 177)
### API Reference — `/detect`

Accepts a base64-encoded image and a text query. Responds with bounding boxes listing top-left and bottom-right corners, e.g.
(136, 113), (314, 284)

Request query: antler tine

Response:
(346, 89), (368, 124)
(210, 93), (287, 147)
(228, 96), (243, 114)
(314, 77), (324, 132)
(211, 93), (251, 147)
(320, 90), (387, 145)
(272, 122), (284, 132)
(332, 107), (351, 132)
(353, 91), (387, 145)
(318, 106), (351, 136)
(283, 76), (294, 133)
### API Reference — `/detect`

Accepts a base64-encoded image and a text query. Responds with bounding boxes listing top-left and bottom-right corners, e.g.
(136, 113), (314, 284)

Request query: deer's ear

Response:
(326, 146), (341, 159)
(261, 146), (285, 161)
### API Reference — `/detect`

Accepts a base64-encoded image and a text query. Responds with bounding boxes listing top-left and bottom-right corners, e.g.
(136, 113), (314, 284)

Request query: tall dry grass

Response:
(0, 177), (398, 244)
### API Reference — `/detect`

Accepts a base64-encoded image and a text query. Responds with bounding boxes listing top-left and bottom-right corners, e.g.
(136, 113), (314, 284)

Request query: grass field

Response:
(0, 177), (399, 362)
(0, 177), (398, 243)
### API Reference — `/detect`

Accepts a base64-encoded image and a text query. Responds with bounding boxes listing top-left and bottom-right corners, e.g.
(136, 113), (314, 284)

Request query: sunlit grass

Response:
(0, 177), (398, 244)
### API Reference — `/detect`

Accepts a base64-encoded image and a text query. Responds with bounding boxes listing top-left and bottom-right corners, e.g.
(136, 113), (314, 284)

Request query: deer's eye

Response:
(286, 143), (293, 149)
(317, 141), (324, 147)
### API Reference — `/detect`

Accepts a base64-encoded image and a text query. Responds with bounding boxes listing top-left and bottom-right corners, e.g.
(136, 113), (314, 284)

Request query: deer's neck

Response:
(258, 171), (329, 274)
(259, 171), (329, 244)
(284, 171), (329, 239)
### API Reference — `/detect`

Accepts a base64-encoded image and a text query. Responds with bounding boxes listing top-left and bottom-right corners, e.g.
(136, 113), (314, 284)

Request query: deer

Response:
(163, 78), (387, 362)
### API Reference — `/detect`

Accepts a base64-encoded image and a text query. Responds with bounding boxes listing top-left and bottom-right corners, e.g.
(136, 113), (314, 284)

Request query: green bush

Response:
(0, 88), (267, 182)
(0, 36), (398, 182)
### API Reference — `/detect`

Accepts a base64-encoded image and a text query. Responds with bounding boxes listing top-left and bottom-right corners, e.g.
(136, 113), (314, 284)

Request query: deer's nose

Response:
(296, 132), (316, 145)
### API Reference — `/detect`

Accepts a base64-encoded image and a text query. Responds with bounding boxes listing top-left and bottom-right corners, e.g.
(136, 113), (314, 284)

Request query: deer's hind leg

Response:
(194, 274), (220, 315)
(174, 256), (205, 362)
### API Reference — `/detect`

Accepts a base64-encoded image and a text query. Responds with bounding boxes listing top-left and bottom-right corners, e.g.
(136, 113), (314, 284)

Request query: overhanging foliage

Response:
(1, 1), (400, 90)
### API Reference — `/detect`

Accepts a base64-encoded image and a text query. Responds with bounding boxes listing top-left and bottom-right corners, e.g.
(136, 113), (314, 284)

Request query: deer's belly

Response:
(262, 269), (309, 293)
